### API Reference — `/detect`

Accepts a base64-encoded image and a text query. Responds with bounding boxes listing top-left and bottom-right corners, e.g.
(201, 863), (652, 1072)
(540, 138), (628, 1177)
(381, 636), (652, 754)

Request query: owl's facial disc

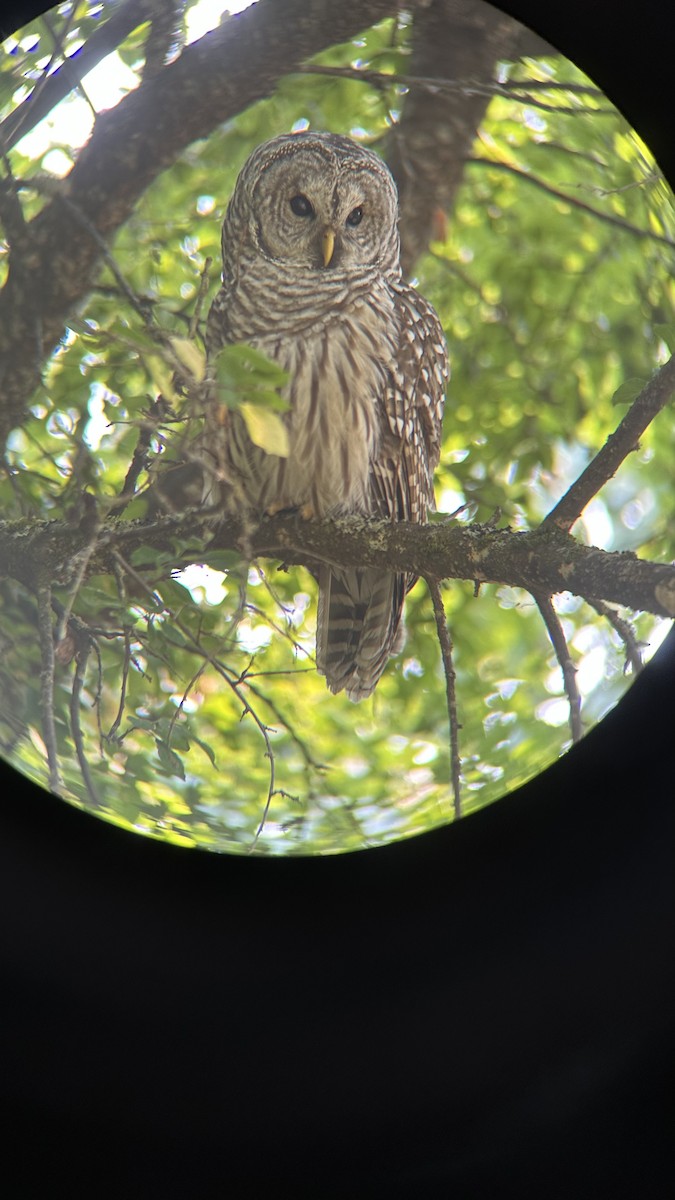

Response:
(248, 147), (397, 272)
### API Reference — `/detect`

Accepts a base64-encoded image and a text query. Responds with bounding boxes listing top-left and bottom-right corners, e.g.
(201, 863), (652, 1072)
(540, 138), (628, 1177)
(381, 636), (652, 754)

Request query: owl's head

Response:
(224, 132), (401, 276)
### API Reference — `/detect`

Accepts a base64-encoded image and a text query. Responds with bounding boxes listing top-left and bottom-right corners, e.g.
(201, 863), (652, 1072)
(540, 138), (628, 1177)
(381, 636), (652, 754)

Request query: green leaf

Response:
(167, 726), (191, 753)
(127, 716), (159, 732)
(653, 323), (675, 349)
(214, 344), (290, 410)
(193, 736), (218, 768)
(202, 550), (243, 571)
(611, 378), (647, 406)
(220, 343), (289, 384)
(128, 545), (174, 569)
(156, 739), (186, 779)
(161, 626), (192, 649)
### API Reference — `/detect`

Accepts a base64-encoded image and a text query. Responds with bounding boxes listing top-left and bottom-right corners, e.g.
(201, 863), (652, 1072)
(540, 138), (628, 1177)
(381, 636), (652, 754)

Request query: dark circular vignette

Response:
(1, 1), (674, 1197)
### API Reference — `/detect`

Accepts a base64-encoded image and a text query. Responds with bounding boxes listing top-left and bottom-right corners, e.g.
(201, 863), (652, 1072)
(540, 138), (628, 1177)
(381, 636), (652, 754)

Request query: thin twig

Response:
(107, 627), (132, 742)
(585, 597), (644, 676)
(37, 579), (61, 792)
(112, 550), (278, 844)
(42, 11), (98, 122)
(0, 153), (28, 245)
(245, 602), (312, 661)
(57, 195), (152, 323)
(295, 65), (615, 116)
(534, 592), (582, 743)
(543, 353), (675, 533)
(70, 636), (101, 808)
(87, 632), (105, 754)
(503, 79), (605, 97)
(467, 155), (675, 249)
(242, 674), (327, 773)
(426, 578), (462, 819)
(54, 494), (102, 645)
(188, 255), (213, 340)
(0, 4), (78, 153)
(108, 397), (173, 514)
(166, 661), (208, 745)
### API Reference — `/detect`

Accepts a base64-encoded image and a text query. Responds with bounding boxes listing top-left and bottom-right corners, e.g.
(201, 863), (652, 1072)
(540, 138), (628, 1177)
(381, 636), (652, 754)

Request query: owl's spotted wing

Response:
(205, 283), (234, 358)
(371, 282), (448, 530)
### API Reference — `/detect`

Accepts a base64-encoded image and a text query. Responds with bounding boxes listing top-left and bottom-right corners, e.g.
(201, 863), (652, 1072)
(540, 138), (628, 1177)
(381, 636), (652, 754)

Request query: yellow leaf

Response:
(171, 337), (206, 382)
(239, 403), (289, 457)
(145, 354), (177, 402)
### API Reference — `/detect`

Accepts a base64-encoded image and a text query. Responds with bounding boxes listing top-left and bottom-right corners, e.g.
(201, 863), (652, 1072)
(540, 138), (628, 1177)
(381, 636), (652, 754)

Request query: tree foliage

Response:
(0, 0), (673, 855)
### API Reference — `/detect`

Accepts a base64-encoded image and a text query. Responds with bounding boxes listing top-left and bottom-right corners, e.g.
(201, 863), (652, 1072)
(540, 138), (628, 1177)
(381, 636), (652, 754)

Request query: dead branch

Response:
(298, 64), (612, 116)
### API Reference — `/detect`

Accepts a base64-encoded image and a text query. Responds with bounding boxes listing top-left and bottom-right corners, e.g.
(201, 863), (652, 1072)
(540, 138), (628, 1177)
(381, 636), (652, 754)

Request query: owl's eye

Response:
(346, 207), (363, 227)
(289, 194), (314, 218)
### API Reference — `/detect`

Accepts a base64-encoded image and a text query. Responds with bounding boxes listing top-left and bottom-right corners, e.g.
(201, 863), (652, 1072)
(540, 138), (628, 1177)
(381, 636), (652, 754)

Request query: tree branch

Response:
(2, 514), (673, 620)
(385, 0), (542, 275)
(0, 0), (157, 155)
(543, 353), (675, 533)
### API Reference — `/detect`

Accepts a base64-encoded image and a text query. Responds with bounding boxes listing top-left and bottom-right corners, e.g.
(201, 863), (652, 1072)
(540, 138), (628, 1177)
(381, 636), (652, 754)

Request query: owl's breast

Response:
(240, 291), (399, 517)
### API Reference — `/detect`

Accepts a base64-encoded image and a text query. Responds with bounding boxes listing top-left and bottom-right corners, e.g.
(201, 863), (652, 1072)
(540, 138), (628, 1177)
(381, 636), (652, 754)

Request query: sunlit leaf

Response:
(239, 403), (290, 457)
(170, 336), (206, 383)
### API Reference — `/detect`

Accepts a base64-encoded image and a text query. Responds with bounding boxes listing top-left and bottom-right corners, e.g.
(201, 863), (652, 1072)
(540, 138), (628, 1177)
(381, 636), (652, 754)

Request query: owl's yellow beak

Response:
(321, 227), (336, 267)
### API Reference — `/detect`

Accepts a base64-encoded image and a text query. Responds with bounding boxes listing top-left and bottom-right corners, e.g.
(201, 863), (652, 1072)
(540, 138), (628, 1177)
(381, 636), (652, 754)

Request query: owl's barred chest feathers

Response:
(214, 274), (401, 518)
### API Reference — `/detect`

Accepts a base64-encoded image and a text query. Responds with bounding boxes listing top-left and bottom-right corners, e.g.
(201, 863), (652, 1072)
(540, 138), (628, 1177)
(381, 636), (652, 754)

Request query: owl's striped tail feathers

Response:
(316, 567), (407, 702)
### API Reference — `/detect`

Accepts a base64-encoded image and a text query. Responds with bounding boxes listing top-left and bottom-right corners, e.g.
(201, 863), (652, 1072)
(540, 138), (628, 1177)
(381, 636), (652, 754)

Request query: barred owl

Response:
(204, 132), (448, 701)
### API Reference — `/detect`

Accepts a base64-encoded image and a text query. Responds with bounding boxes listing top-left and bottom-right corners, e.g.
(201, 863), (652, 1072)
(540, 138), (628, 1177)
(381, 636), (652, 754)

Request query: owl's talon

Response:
(264, 501), (315, 520)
